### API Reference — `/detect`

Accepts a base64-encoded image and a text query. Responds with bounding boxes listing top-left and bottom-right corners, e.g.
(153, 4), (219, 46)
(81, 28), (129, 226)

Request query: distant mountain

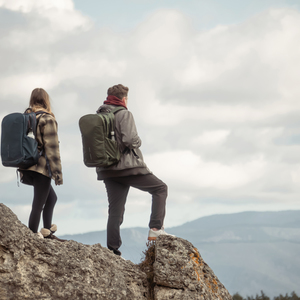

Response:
(60, 210), (300, 298)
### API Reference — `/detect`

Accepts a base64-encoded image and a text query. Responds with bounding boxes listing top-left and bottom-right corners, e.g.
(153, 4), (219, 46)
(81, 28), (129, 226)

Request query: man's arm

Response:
(118, 111), (142, 149)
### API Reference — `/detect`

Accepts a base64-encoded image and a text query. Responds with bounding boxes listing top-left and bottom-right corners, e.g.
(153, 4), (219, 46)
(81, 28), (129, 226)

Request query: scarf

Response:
(103, 95), (127, 109)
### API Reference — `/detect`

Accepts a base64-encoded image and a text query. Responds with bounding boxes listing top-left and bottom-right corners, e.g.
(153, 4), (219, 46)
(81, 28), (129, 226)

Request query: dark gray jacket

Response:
(96, 104), (151, 180)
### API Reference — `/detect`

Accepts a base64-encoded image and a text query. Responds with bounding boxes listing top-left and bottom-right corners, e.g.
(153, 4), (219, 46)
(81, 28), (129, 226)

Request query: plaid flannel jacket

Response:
(25, 113), (63, 185)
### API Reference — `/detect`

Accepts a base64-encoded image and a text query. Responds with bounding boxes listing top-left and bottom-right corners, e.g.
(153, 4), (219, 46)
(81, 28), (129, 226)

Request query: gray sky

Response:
(1, 0), (300, 235)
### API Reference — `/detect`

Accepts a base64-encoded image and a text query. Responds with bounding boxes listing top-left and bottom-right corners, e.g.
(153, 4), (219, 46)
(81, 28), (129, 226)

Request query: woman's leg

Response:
(28, 172), (51, 233)
(42, 185), (57, 229)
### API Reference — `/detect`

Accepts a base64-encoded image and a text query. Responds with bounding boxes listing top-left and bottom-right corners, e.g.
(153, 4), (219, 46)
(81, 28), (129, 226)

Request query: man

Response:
(96, 84), (172, 256)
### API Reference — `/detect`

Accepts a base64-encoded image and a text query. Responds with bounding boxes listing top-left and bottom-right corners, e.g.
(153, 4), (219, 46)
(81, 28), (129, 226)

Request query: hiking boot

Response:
(111, 249), (122, 256)
(40, 224), (67, 242)
(148, 228), (175, 241)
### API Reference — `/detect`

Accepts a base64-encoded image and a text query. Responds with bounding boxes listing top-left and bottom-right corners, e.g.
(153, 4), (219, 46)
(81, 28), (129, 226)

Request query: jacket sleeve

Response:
(41, 116), (63, 185)
(118, 111), (142, 149)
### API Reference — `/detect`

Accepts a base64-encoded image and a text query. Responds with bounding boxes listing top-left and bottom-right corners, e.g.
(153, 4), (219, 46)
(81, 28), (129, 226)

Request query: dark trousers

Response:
(22, 170), (57, 233)
(103, 174), (167, 254)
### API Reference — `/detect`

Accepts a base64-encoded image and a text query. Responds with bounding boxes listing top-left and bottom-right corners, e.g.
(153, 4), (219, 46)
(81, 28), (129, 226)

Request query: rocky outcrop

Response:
(0, 203), (232, 300)
(153, 238), (232, 300)
(0, 204), (147, 300)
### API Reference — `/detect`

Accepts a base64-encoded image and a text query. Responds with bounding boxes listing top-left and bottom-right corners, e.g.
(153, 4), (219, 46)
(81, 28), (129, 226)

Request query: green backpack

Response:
(79, 107), (125, 168)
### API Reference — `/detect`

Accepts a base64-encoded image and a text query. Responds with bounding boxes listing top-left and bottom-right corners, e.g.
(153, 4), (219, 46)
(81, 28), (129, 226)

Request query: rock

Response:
(0, 203), (232, 300)
(153, 237), (232, 300)
(0, 204), (147, 300)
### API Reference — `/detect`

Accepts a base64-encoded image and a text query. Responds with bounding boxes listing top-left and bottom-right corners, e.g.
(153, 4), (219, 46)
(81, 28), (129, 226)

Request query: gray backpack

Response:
(79, 107), (125, 168)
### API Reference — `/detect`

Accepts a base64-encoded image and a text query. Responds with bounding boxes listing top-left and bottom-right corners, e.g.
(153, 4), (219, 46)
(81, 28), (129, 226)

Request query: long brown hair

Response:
(29, 88), (54, 117)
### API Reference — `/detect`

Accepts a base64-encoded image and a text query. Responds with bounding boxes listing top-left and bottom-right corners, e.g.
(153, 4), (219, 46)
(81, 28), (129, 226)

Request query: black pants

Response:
(22, 170), (57, 233)
(103, 174), (167, 255)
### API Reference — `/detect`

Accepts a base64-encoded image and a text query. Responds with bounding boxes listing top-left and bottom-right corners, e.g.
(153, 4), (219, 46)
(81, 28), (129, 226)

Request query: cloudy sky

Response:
(1, 0), (300, 236)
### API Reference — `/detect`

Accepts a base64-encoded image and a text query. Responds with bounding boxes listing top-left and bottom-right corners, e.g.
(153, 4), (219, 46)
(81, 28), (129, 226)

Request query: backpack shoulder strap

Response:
(26, 113), (36, 135)
(111, 107), (126, 115)
(35, 111), (49, 116)
(23, 111), (50, 136)
(35, 111), (50, 123)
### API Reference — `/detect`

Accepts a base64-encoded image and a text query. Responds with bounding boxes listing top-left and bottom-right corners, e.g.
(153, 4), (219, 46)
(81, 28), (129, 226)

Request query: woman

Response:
(19, 88), (64, 241)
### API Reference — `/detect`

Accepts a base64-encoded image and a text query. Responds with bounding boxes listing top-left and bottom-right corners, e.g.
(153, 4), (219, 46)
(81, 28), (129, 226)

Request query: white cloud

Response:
(0, 0), (90, 32)
(0, 0), (74, 12)
(0, 168), (16, 183)
(291, 167), (300, 185)
(136, 10), (192, 60)
(52, 55), (127, 87)
(145, 150), (266, 190)
(165, 8), (300, 106)
(0, 74), (55, 98)
(1, 3), (300, 234)
(192, 130), (230, 146)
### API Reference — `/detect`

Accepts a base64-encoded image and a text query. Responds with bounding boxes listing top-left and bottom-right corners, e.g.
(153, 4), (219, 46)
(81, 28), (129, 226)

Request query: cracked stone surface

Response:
(0, 203), (232, 300)
(153, 236), (232, 300)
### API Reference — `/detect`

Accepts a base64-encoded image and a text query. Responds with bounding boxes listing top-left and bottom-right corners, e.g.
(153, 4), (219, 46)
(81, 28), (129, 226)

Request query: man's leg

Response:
(104, 178), (130, 255)
(111, 174), (167, 230)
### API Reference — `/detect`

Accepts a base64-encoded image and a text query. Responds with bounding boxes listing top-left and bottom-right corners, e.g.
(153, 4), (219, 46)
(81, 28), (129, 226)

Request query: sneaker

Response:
(40, 224), (67, 242)
(36, 232), (44, 239)
(45, 234), (67, 242)
(148, 228), (175, 241)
